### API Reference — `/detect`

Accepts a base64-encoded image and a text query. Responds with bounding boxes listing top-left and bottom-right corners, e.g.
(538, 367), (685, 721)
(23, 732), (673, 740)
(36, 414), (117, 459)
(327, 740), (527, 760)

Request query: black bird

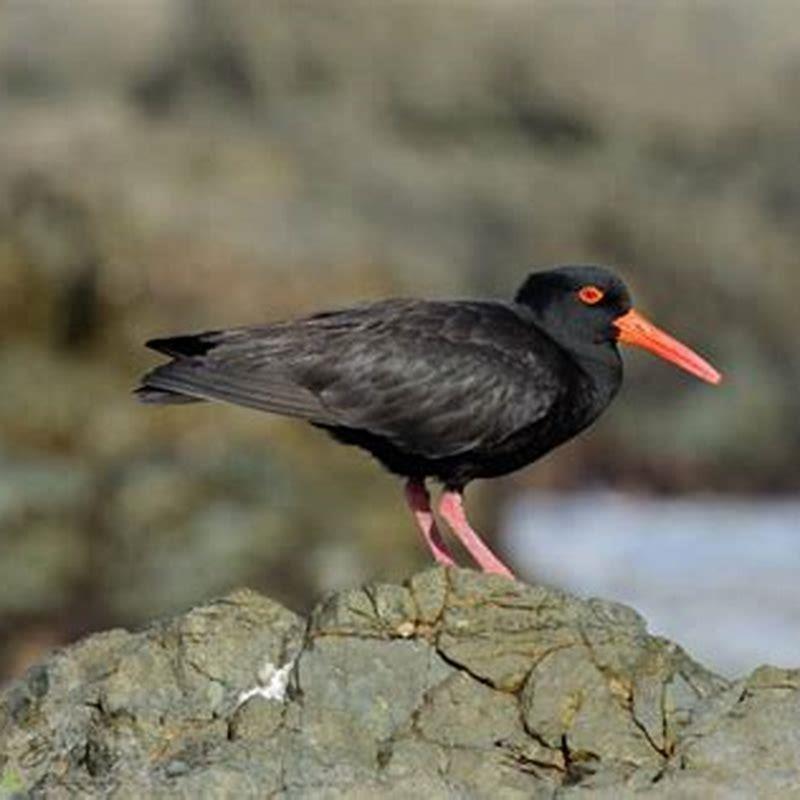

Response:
(136, 265), (721, 577)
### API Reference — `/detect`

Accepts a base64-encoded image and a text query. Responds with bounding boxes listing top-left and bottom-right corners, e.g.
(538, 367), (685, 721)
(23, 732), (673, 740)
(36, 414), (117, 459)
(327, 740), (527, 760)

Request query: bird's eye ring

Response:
(578, 285), (605, 305)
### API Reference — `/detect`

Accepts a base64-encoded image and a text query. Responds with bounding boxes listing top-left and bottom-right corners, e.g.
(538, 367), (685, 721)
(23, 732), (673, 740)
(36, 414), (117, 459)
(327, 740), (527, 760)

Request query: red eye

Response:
(578, 285), (605, 305)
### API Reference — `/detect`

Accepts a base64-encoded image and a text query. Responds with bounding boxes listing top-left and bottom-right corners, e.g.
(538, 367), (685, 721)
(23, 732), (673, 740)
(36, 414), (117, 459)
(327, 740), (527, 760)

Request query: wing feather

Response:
(138, 359), (333, 421)
(136, 299), (566, 458)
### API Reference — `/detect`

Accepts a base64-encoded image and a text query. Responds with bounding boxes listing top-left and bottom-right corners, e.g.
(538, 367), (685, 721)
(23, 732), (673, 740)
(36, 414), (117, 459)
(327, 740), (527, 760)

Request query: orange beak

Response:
(614, 309), (722, 385)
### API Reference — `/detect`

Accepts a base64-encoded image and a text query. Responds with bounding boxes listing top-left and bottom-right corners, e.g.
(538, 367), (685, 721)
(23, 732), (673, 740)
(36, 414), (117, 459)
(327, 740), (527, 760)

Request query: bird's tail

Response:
(134, 332), (220, 404)
(134, 328), (330, 421)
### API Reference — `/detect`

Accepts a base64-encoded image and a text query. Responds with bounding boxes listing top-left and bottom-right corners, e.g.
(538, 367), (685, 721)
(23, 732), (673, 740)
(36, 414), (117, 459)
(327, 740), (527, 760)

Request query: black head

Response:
(514, 265), (632, 348)
(514, 264), (722, 385)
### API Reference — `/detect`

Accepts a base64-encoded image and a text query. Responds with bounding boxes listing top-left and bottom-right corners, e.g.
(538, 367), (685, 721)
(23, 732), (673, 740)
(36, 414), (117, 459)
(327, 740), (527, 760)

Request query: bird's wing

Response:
(137, 299), (567, 458)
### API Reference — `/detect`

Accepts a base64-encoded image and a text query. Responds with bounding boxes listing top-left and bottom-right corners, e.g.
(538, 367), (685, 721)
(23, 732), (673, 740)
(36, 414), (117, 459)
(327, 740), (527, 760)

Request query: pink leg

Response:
(438, 490), (514, 578)
(404, 481), (457, 567)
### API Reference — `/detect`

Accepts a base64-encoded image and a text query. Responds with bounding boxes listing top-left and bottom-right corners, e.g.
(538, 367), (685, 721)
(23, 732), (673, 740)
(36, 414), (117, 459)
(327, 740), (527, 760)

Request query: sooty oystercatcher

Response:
(136, 265), (721, 578)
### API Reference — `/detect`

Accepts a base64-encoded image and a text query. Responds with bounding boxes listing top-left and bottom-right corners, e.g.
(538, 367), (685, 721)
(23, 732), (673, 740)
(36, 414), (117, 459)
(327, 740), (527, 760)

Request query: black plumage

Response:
(137, 265), (720, 577)
(138, 267), (627, 486)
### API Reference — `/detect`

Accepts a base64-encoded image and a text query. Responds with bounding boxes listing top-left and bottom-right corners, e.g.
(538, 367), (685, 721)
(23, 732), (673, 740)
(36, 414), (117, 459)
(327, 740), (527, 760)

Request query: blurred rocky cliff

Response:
(1, 1), (799, 679)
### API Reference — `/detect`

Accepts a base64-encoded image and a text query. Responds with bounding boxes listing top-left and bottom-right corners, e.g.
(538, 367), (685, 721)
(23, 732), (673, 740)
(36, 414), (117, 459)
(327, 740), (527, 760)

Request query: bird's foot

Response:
(481, 560), (515, 578)
(438, 490), (515, 579)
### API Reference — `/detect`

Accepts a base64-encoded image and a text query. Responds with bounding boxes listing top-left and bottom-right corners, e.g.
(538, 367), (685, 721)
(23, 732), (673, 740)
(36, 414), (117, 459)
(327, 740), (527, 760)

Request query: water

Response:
(503, 492), (800, 677)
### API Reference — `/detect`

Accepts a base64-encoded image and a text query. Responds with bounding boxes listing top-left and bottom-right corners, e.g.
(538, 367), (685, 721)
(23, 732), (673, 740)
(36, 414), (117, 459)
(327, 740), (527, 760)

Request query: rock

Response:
(1, 569), (798, 798)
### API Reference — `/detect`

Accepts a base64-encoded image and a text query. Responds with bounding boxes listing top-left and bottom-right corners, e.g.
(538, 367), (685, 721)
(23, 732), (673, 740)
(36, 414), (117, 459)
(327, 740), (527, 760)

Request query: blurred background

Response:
(1, 0), (799, 681)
